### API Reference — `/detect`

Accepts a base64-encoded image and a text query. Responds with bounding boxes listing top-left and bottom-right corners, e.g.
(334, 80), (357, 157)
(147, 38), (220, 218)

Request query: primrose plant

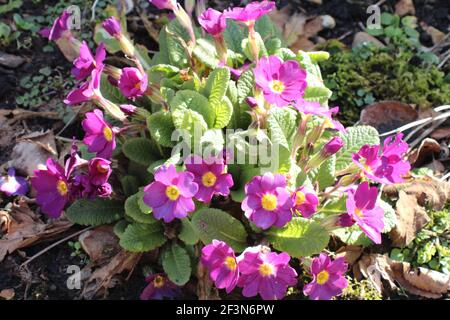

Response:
(34, 0), (411, 300)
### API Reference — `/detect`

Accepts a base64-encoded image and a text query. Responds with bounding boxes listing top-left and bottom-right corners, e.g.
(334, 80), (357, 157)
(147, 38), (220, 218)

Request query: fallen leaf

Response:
(0, 199), (73, 262)
(423, 25), (446, 45)
(0, 52), (25, 69)
(408, 138), (441, 167)
(336, 245), (363, 265)
(424, 159), (445, 175)
(10, 131), (57, 177)
(383, 178), (450, 211)
(389, 191), (430, 247)
(79, 226), (120, 265)
(352, 32), (385, 48)
(81, 250), (141, 299)
(0, 288), (15, 300)
(395, 0), (415, 16)
(431, 127), (450, 140)
(355, 254), (450, 298)
(0, 210), (11, 235)
(360, 101), (418, 134)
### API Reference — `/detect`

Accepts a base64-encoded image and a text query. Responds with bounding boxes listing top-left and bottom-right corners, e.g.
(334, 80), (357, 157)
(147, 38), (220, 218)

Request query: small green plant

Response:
(390, 209), (449, 274)
(68, 240), (89, 263)
(319, 13), (450, 125)
(341, 278), (382, 300)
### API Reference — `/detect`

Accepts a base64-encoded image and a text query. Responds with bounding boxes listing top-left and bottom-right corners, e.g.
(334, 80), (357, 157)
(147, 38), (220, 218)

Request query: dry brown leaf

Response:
(335, 245), (363, 265)
(390, 190), (430, 247)
(360, 101), (417, 134)
(79, 226), (120, 265)
(431, 127), (450, 140)
(355, 254), (450, 298)
(10, 131), (57, 177)
(423, 25), (446, 45)
(81, 250), (141, 299)
(0, 288), (15, 300)
(352, 32), (385, 48)
(395, 0), (415, 16)
(424, 159), (445, 175)
(408, 138), (441, 167)
(384, 178), (450, 210)
(0, 199), (73, 262)
(196, 261), (220, 300)
(0, 210), (11, 234)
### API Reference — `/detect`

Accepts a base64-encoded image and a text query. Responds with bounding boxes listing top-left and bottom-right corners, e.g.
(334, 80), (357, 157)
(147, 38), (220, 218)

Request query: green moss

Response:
(318, 34), (450, 125)
(341, 278), (382, 300)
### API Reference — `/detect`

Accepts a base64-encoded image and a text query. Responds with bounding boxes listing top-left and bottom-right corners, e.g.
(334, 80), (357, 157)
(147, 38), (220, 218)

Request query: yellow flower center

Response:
(355, 208), (363, 217)
(153, 275), (165, 288)
(259, 263), (274, 277)
(103, 126), (113, 142)
(165, 185), (180, 201)
(134, 82), (141, 90)
(201, 171), (217, 187)
(269, 80), (285, 94)
(317, 270), (329, 285)
(56, 180), (68, 196)
(224, 256), (237, 271)
(96, 163), (109, 173)
(295, 191), (306, 206)
(261, 194), (277, 211)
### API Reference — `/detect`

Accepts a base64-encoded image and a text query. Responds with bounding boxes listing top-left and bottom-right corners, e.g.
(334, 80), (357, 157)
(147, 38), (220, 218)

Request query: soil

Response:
(0, 0), (448, 300)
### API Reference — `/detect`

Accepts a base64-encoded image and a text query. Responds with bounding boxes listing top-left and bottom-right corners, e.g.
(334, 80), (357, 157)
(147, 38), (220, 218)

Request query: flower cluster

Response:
(31, 144), (112, 218)
(202, 241), (348, 300)
(143, 155), (234, 222)
(33, 0), (413, 302)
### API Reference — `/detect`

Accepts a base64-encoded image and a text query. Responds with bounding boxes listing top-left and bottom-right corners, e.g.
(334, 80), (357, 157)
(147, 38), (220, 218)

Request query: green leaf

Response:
(379, 199), (397, 233)
(124, 193), (157, 224)
(113, 220), (129, 238)
(179, 218), (199, 245)
(0, 0), (22, 14)
(332, 226), (373, 247)
(313, 155), (336, 190)
(100, 74), (127, 104)
(94, 26), (121, 53)
(193, 38), (219, 68)
(229, 165), (260, 202)
(267, 217), (330, 257)
(137, 191), (152, 214)
(335, 126), (380, 172)
(147, 110), (176, 147)
(165, 19), (191, 68)
(303, 86), (333, 104)
(204, 67), (230, 103)
(122, 137), (157, 166)
(213, 96), (233, 129)
(192, 208), (248, 252)
(66, 199), (124, 226)
(267, 107), (298, 150)
(119, 222), (166, 252)
(170, 90), (215, 128)
(223, 19), (246, 54)
(255, 15), (283, 42)
(120, 175), (140, 197)
(162, 243), (192, 285)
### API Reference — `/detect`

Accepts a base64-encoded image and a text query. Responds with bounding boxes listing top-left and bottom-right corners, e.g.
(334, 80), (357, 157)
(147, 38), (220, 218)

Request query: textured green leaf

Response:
(179, 218), (199, 245)
(119, 222), (166, 252)
(267, 217), (330, 257)
(137, 190), (152, 214)
(335, 126), (380, 172)
(170, 90), (215, 128)
(124, 193), (156, 224)
(165, 19), (190, 68)
(379, 199), (397, 233)
(162, 243), (191, 285)
(147, 110), (176, 147)
(237, 69), (254, 104)
(303, 86), (333, 104)
(122, 137), (158, 166)
(120, 175), (140, 197)
(213, 96), (233, 128)
(223, 19), (246, 54)
(66, 199), (124, 226)
(332, 226), (373, 247)
(205, 67), (230, 103)
(100, 74), (127, 104)
(313, 155), (336, 190)
(193, 38), (219, 68)
(267, 107), (298, 150)
(192, 208), (248, 252)
(113, 220), (129, 238)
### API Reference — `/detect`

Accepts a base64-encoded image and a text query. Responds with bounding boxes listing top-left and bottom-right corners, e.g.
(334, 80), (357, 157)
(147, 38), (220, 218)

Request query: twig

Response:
(20, 226), (93, 268)
(90, 0), (99, 22)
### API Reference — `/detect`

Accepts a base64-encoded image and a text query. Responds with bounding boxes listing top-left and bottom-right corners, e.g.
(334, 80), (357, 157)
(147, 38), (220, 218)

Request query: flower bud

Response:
(102, 16), (121, 38)
(323, 136), (344, 157)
